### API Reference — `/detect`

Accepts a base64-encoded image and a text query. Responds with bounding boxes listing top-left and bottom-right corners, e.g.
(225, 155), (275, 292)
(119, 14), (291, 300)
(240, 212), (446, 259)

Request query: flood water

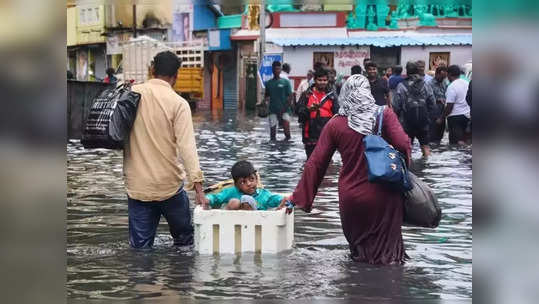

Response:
(67, 110), (472, 302)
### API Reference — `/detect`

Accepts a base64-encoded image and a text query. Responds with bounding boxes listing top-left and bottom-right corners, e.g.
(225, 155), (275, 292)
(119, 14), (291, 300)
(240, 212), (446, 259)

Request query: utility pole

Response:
(132, 4), (137, 38)
(259, 0), (265, 64)
(258, 0), (266, 104)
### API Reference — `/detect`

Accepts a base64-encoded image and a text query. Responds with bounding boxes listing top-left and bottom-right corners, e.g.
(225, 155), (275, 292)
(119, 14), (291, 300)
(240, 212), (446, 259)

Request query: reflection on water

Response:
(67, 110), (472, 301)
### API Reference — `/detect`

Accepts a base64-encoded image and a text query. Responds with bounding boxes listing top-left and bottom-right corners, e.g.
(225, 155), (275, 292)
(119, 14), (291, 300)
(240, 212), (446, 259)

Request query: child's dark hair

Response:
(231, 160), (256, 182)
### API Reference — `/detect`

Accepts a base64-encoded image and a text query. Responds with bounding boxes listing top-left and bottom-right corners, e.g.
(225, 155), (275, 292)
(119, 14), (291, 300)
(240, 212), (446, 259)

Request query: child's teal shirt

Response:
(206, 187), (283, 210)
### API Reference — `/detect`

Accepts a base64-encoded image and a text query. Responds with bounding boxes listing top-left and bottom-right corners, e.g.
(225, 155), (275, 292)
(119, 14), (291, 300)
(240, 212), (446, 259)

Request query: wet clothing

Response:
(393, 75), (436, 146)
(406, 125), (430, 146)
(447, 114), (470, 144)
(125, 78), (204, 249)
(126, 79), (204, 201)
(291, 109), (411, 265)
(265, 77), (292, 115)
(128, 188), (193, 248)
(206, 186), (283, 210)
(297, 87), (339, 148)
(369, 77), (390, 106)
(446, 78), (470, 144)
(269, 112), (291, 128)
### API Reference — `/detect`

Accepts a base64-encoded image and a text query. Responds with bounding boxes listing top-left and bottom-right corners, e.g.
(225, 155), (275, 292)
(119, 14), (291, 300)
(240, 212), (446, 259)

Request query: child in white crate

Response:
(206, 160), (288, 210)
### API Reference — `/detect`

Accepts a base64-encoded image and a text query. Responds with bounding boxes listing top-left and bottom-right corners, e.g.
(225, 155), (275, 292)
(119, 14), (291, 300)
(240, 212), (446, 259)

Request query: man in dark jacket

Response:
(393, 61), (436, 157)
(296, 68), (339, 159)
(366, 62), (390, 106)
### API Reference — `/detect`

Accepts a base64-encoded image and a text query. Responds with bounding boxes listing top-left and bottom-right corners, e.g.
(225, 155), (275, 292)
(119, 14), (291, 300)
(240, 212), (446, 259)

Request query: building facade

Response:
(67, 1), (472, 111)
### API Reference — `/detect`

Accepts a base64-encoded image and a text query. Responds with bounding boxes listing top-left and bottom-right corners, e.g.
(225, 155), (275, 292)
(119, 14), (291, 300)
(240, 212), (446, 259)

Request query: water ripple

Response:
(67, 111), (472, 300)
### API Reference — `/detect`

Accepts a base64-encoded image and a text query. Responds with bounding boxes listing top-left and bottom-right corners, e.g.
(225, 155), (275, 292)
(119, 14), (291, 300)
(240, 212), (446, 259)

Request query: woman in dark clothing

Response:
(290, 74), (411, 265)
(296, 68), (339, 159)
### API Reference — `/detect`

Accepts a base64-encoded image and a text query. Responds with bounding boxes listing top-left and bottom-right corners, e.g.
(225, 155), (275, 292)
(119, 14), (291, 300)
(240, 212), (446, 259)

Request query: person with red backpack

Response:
(296, 68), (339, 159)
(393, 61), (436, 158)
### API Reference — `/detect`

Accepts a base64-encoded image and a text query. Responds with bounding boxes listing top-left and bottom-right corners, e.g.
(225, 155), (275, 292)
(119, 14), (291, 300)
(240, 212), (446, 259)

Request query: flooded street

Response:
(67, 110), (472, 301)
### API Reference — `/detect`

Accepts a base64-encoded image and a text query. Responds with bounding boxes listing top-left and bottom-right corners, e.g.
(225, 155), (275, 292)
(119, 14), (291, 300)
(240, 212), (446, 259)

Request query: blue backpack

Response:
(363, 106), (413, 192)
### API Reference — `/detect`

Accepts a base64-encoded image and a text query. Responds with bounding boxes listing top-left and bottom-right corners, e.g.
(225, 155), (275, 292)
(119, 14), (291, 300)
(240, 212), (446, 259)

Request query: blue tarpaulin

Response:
(259, 54), (283, 88)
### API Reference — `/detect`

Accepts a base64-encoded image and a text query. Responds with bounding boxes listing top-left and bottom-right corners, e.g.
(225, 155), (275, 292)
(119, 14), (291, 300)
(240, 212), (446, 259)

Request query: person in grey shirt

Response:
(393, 61), (436, 158)
(427, 66), (449, 144)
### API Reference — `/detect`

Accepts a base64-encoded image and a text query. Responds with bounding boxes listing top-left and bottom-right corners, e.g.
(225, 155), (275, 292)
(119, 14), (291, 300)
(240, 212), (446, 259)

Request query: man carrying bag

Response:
(124, 51), (208, 249)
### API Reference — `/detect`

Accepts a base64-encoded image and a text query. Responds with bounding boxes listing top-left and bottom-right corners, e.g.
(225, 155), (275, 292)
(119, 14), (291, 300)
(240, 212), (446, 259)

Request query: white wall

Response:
(282, 44), (472, 77)
(283, 45), (370, 77)
(400, 45), (472, 72)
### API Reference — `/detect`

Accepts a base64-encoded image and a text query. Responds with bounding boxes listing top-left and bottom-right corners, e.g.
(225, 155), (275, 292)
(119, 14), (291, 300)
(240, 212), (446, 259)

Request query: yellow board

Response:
(173, 67), (204, 98)
(148, 66), (204, 99)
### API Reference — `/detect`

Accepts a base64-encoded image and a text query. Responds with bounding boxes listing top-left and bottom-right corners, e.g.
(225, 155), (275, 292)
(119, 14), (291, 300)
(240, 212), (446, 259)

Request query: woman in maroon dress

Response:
(289, 74), (411, 265)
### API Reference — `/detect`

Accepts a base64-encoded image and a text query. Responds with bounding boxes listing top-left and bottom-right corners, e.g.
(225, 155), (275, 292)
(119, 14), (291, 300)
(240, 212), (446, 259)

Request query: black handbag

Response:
(403, 172), (442, 228)
(256, 101), (269, 118)
(81, 83), (141, 149)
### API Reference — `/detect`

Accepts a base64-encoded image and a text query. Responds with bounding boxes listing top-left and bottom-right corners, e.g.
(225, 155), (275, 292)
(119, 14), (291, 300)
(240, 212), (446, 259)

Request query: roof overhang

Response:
(269, 33), (472, 47)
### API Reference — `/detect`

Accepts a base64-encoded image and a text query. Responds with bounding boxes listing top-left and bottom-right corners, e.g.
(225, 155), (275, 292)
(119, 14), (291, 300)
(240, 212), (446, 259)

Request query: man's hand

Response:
(256, 96), (269, 106)
(436, 118), (444, 125)
(193, 182), (209, 209)
(308, 103), (320, 112)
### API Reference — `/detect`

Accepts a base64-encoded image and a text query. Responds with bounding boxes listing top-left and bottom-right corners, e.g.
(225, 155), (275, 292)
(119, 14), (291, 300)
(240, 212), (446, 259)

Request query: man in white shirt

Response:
(280, 62), (294, 110)
(438, 65), (471, 145)
(280, 63), (291, 80)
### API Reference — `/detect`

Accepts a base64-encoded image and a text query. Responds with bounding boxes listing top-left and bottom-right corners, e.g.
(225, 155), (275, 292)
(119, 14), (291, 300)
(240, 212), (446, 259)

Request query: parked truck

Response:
(121, 36), (204, 106)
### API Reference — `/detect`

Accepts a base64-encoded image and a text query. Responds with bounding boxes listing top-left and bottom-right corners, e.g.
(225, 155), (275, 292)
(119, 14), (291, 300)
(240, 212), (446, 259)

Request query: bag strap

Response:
(314, 90), (335, 118)
(376, 105), (386, 136)
(318, 90), (335, 108)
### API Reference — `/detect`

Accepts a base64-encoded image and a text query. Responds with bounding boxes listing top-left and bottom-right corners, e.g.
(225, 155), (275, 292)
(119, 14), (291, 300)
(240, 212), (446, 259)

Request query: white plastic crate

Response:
(193, 206), (294, 254)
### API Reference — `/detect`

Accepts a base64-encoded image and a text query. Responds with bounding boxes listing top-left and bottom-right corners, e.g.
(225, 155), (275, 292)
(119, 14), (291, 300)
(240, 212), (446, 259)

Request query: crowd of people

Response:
(261, 57), (472, 158)
(117, 50), (471, 266)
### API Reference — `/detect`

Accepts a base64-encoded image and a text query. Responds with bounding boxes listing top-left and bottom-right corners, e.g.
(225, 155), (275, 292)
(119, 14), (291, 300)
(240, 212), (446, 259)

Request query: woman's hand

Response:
(277, 196), (294, 214)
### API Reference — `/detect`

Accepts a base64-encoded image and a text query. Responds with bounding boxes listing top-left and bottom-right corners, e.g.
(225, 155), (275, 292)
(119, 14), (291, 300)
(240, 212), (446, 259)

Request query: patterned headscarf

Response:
(338, 74), (379, 135)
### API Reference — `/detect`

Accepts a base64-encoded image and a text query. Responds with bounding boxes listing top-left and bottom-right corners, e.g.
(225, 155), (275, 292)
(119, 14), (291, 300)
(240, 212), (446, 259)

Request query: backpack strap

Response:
(376, 105), (386, 136)
(314, 90), (336, 119)
(318, 90), (335, 109)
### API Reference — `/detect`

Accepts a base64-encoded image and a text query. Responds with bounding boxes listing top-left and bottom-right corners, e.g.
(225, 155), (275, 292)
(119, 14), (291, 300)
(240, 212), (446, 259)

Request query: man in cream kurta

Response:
(123, 51), (208, 248)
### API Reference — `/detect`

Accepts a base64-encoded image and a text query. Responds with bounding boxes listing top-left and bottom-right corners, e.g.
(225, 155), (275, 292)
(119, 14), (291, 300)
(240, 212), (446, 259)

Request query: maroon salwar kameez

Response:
(291, 108), (411, 265)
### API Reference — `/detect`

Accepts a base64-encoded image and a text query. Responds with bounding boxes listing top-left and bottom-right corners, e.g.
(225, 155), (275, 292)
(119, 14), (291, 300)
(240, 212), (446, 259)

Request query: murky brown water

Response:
(67, 110), (472, 301)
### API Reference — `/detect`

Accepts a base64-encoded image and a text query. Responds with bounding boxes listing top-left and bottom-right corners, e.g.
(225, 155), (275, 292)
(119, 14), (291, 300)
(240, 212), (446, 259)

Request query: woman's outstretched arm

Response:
(290, 118), (338, 212)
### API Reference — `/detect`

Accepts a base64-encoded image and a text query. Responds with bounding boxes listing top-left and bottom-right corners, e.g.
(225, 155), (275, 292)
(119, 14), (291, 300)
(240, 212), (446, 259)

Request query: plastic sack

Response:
(403, 172), (442, 228)
(256, 102), (269, 118)
(81, 83), (141, 149)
